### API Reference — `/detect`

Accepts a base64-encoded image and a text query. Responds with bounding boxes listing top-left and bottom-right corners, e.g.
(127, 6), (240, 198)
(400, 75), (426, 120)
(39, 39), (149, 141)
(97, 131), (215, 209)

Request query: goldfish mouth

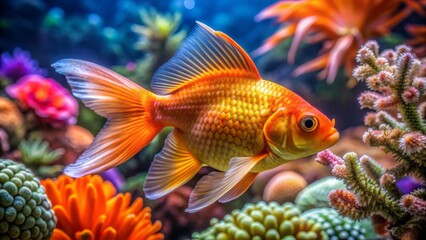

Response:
(322, 128), (339, 148)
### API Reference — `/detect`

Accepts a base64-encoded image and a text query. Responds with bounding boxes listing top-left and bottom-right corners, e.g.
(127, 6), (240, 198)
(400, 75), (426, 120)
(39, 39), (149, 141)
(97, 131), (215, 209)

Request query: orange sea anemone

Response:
(407, 25), (426, 58)
(41, 175), (164, 240)
(255, 0), (414, 86)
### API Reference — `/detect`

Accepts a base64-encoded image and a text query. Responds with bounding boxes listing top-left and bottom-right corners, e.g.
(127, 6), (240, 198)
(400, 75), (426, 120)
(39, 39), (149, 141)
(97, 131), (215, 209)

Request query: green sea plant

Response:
(295, 177), (345, 211)
(18, 138), (64, 178)
(192, 201), (327, 240)
(0, 159), (56, 239)
(114, 9), (186, 89)
(302, 208), (375, 240)
(316, 42), (426, 239)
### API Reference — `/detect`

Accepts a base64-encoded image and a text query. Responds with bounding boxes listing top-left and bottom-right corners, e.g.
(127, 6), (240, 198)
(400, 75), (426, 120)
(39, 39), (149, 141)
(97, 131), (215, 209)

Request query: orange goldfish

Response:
(53, 22), (339, 212)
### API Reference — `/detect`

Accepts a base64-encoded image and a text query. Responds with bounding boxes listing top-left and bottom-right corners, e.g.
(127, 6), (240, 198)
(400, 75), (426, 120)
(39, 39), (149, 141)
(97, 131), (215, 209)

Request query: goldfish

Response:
(52, 22), (339, 213)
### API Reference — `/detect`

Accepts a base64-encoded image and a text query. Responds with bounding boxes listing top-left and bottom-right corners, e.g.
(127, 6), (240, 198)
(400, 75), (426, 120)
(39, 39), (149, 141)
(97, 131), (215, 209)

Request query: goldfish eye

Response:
(299, 115), (318, 132)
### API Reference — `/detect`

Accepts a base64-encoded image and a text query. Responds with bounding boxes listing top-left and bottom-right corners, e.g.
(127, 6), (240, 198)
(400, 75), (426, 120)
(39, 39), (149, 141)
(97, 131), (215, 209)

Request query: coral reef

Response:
(0, 159), (56, 239)
(256, 0), (414, 86)
(152, 186), (226, 239)
(316, 42), (426, 239)
(295, 177), (345, 211)
(41, 175), (163, 240)
(263, 171), (307, 203)
(6, 74), (78, 128)
(302, 208), (375, 240)
(0, 97), (25, 153)
(193, 201), (327, 240)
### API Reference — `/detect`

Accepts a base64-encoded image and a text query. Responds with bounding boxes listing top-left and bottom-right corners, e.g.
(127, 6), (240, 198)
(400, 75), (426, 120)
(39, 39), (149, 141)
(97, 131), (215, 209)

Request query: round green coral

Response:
(302, 208), (376, 240)
(295, 177), (346, 211)
(0, 159), (56, 239)
(193, 201), (327, 240)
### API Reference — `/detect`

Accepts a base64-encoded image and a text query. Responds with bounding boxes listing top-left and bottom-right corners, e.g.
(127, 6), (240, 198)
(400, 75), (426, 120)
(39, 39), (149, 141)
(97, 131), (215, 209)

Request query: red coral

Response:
(6, 74), (78, 128)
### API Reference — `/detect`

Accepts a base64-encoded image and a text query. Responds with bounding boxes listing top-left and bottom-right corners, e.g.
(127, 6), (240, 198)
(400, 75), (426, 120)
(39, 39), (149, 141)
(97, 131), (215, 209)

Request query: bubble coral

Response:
(302, 208), (375, 240)
(295, 177), (345, 211)
(41, 174), (163, 240)
(193, 201), (327, 240)
(6, 74), (78, 128)
(263, 171), (307, 203)
(0, 48), (46, 82)
(0, 159), (56, 239)
(255, 0), (414, 86)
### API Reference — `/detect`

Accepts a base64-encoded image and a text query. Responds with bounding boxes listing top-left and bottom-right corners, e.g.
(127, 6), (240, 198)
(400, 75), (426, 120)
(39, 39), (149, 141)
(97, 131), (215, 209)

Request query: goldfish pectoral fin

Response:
(150, 21), (261, 95)
(53, 59), (162, 177)
(144, 130), (201, 200)
(218, 172), (258, 203)
(186, 153), (267, 213)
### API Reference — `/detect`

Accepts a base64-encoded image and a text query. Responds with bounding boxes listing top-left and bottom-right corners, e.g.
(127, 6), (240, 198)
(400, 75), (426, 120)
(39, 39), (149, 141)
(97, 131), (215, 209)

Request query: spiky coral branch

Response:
(317, 43), (426, 239)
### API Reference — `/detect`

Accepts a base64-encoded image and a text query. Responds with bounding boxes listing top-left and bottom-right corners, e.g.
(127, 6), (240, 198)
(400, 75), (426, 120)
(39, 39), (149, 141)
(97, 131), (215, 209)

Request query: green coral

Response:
(295, 177), (345, 211)
(114, 9), (186, 89)
(302, 208), (375, 240)
(192, 201), (327, 240)
(0, 159), (56, 239)
(316, 42), (426, 239)
(18, 138), (64, 178)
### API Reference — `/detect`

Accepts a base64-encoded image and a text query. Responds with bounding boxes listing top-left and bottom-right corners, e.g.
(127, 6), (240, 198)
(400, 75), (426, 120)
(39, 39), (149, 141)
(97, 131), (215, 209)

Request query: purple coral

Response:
(0, 48), (46, 81)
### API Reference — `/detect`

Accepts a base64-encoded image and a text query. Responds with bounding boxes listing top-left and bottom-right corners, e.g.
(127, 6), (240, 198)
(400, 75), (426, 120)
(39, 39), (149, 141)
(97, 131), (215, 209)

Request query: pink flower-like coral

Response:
(6, 74), (78, 128)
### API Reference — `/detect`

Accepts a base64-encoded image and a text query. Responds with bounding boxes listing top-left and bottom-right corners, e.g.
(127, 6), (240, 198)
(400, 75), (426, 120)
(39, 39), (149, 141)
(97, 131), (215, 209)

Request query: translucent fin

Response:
(186, 153), (266, 213)
(144, 130), (201, 199)
(218, 172), (258, 203)
(52, 59), (162, 177)
(151, 21), (261, 95)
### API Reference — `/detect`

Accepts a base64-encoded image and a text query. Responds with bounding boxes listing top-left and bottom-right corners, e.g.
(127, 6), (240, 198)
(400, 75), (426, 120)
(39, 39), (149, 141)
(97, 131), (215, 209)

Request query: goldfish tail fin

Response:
(52, 59), (162, 177)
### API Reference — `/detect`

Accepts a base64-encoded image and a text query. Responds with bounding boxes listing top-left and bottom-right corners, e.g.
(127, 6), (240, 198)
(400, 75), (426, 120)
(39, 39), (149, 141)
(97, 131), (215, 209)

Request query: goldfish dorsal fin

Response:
(151, 21), (261, 95)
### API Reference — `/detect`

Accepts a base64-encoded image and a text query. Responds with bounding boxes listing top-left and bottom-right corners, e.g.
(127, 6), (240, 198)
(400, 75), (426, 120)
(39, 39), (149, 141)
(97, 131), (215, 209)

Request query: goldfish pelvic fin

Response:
(144, 130), (201, 199)
(52, 59), (162, 177)
(186, 153), (266, 213)
(219, 172), (258, 203)
(151, 21), (261, 95)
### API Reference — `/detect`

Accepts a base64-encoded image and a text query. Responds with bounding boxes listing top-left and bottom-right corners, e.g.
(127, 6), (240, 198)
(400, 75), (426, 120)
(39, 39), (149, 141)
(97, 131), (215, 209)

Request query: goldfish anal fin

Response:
(218, 172), (258, 203)
(151, 21), (261, 95)
(144, 130), (201, 199)
(187, 153), (266, 213)
(52, 59), (162, 177)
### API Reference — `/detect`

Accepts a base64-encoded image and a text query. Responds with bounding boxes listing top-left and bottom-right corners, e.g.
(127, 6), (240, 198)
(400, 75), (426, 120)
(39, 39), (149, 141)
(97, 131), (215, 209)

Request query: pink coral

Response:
(6, 74), (78, 128)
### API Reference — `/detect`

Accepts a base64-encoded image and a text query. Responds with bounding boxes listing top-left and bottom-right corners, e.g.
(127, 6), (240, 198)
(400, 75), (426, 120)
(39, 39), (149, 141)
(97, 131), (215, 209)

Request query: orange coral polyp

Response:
(41, 175), (164, 240)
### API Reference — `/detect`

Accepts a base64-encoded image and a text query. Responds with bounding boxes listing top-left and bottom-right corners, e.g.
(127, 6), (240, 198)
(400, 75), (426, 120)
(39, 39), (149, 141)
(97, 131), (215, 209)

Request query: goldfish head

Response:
(264, 103), (339, 160)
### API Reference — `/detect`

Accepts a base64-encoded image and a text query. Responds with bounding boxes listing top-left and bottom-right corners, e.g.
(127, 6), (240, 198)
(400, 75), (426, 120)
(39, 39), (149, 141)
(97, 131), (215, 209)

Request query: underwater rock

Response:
(302, 208), (376, 240)
(0, 159), (56, 239)
(295, 177), (346, 211)
(193, 201), (327, 240)
(41, 174), (164, 240)
(263, 171), (307, 203)
(0, 97), (25, 152)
